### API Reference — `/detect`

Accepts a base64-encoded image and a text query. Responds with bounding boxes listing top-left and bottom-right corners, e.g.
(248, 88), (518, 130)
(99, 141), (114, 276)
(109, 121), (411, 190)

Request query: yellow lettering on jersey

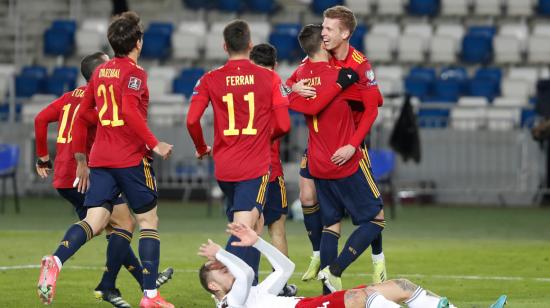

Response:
(303, 77), (321, 87)
(225, 75), (255, 86)
(98, 69), (120, 79)
(72, 88), (85, 98)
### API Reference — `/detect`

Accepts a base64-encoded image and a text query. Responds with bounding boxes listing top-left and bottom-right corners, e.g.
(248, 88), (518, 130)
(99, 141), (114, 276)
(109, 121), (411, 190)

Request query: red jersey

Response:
(187, 59), (289, 182)
(75, 57), (158, 168)
(270, 139), (283, 182)
(289, 61), (362, 179)
(295, 289), (347, 308)
(286, 46), (382, 140)
(34, 86), (96, 188)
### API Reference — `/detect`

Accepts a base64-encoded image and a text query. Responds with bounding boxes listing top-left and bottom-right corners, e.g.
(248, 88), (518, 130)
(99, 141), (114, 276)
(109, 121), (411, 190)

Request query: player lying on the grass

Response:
(187, 20), (291, 286)
(34, 51), (173, 307)
(286, 5), (386, 285)
(199, 223), (508, 308)
(249, 42), (296, 297)
(37, 11), (174, 308)
(288, 24), (384, 294)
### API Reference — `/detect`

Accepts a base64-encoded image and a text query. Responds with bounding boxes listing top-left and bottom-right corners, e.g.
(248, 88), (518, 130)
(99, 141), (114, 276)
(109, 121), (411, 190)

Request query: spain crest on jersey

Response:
(128, 76), (142, 91)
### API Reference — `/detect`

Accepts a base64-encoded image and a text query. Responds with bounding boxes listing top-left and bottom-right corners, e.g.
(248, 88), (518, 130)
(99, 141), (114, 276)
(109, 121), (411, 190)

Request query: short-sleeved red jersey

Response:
(34, 86), (96, 188)
(187, 59), (289, 182)
(289, 61), (362, 179)
(286, 46), (382, 138)
(76, 57), (158, 168)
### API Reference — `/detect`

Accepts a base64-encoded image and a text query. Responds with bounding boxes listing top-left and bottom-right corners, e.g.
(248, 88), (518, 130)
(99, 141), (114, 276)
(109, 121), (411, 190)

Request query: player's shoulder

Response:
(349, 46), (368, 64)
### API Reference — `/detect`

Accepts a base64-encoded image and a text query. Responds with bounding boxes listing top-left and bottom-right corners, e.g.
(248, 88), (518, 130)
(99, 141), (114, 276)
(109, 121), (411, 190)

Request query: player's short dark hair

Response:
(107, 11), (143, 57)
(298, 24), (323, 57)
(199, 264), (215, 294)
(223, 20), (251, 54)
(250, 43), (277, 69)
(323, 5), (357, 36)
(80, 52), (108, 82)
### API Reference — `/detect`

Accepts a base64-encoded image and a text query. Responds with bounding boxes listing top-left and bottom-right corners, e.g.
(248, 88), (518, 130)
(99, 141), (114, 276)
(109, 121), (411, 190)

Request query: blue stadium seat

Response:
(44, 29), (74, 56)
(409, 0), (440, 16)
(433, 79), (461, 102)
(46, 67), (78, 96)
(433, 67), (468, 101)
(141, 22), (173, 60)
(51, 20), (77, 34)
(350, 24), (367, 52)
(404, 67), (436, 100)
(218, 0), (244, 12)
(311, 0), (344, 14)
(539, 0), (550, 15)
(173, 67), (205, 98)
(461, 26), (496, 64)
(468, 67), (502, 101)
(15, 66), (48, 97)
(0, 143), (20, 213)
(246, 0), (277, 13)
(368, 149), (396, 181)
(269, 24), (302, 61)
(43, 19), (76, 56)
(417, 108), (450, 128)
(521, 108), (536, 128)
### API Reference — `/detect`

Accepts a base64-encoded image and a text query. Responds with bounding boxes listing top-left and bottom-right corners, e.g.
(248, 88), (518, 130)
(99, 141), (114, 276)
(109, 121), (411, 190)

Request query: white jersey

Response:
(244, 287), (301, 308)
(214, 238), (298, 308)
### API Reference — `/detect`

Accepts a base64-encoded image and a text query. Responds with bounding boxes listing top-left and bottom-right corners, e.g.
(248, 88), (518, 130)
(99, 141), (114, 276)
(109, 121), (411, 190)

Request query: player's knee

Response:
(299, 190), (317, 205)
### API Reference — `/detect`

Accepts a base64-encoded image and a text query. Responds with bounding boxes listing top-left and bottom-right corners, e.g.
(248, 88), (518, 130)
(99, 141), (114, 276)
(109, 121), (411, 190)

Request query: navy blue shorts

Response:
(263, 176), (288, 226)
(314, 158), (383, 227)
(218, 174), (270, 222)
(84, 158), (157, 214)
(57, 188), (126, 220)
(300, 149), (314, 179)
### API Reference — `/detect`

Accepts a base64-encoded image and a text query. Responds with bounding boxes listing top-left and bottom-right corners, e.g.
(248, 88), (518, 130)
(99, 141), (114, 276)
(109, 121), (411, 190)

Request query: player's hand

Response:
(74, 160), (90, 194)
(35, 155), (52, 179)
(195, 145), (212, 160)
(331, 144), (356, 166)
(336, 68), (359, 89)
(153, 142), (173, 160)
(227, 223), (259, 247)
(292, 79), (316, 98)
(198, 239), (221, 261)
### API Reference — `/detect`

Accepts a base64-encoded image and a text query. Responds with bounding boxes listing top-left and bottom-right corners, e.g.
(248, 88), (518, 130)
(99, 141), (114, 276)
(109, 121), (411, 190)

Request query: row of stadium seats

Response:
(46, 18), (550, 65)
(366, 23), (550, 64)
(12, 62), (544, 109)
(328, 0), (550, 17)
(181, 0), (550, 17)
(399, 66), (544, 103)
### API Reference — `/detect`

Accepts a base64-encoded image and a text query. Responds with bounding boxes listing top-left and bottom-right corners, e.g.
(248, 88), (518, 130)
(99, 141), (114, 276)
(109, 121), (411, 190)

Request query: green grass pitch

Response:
(0, 198), (549, 307)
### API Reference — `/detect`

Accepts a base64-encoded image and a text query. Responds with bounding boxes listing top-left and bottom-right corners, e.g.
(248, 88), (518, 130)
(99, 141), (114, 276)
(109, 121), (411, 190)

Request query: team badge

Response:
(366, 70), (375, 81)
(280, 84), (292, 97)
(128, 76), (142, 90)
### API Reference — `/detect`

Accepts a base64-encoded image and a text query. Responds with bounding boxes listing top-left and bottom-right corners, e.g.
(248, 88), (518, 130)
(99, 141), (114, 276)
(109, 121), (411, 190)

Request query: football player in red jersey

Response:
(34, 52), (173, 307)
(287, 5), (386, 286)
(37, 12), (174, 308)
(288, 24), (383, 294)
(196, 223), (492, 308)
(187, 20), (291, 285)
(249, 43), (297, 297)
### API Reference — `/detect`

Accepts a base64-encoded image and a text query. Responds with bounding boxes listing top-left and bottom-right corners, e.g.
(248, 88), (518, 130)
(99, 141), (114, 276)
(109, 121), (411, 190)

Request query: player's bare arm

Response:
(74, 152), (89, 193)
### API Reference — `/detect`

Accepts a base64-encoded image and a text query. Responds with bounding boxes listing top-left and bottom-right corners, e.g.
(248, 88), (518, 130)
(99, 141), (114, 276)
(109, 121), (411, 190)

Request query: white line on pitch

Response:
(2, 264), (549, 282)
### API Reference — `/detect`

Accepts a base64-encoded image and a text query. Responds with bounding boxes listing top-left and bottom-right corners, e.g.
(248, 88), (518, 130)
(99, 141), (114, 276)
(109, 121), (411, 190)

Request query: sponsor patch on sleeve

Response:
(128, 76), (142, 90)
(280, 84), (292, 97)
